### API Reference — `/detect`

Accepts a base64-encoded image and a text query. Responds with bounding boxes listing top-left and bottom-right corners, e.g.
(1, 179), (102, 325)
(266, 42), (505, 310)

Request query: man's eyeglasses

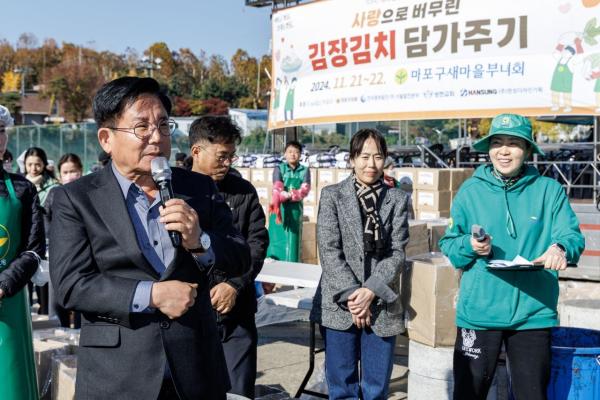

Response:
(108, 119), (177, 140)
(197, 146), (239, 165)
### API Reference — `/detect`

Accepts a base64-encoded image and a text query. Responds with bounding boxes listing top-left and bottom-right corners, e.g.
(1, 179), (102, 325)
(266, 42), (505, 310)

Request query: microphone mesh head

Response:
(151, 157), (172, 182)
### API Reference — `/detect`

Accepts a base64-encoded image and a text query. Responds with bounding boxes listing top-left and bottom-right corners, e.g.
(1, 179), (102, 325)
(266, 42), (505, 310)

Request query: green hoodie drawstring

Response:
(503, 188), (517, 238)
(492, 167), (523, 239)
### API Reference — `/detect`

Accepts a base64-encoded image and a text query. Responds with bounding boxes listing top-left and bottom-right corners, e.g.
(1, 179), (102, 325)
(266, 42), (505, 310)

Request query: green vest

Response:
(0, 171), (39, 400)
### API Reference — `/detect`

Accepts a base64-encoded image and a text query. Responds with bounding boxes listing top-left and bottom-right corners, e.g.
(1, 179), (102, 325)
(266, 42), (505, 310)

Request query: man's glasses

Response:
(198, 146), (238, 165)
(108, 119), (177, 140)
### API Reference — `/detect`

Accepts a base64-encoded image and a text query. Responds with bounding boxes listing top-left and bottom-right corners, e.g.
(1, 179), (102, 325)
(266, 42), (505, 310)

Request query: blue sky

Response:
(0, 1), (273, 59)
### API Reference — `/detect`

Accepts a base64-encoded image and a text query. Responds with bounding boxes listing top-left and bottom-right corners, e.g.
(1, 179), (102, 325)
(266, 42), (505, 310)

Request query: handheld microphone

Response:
(471, 224), (487, 242)
(151, 157), (182, 248)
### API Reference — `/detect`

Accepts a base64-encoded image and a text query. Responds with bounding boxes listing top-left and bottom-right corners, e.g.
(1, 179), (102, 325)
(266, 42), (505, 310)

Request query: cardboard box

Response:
(403, 254), (461, 347)
(317, 169), (336, 186)
(396, 168), (417, 190)
(34, 339), (75, 399)
(304, 187), (317, 205)
(302, 222), (317, 242)
(415, 190), (452, 212)
(51, 354), (77, 400)
(236, 168), (251, 182)
(336, 169), (353, 183)
(406, 221), (431, 258)
(416, 168), (451, 191)
(417, 210), (451, 220)
(303, 204), (318, 222)
(253, 184), (271, 206)
(301, 257), (319, 265)
(301, 240), (318, 262)
(450, 191), (457, 205)
(251, 168), (273, 184)
(427, 219), (449, 253)
(462, 167), (474, 182)
(408, 221), (429, 247)
(447, 167), (475, 191)
(301, 222), (318, 262)
(448, 168), (465, 191)
(309, 168), (318, 186)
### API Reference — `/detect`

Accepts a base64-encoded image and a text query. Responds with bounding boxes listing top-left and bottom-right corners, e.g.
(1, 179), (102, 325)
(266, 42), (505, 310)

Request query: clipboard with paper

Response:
(487, 255), (544, 271)
(487, 255), (577, 271)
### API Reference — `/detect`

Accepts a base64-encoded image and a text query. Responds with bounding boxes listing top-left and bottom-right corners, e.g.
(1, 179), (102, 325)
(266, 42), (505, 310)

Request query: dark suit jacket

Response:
(211, 171), (268, 321)
(49, 164), (251, 400)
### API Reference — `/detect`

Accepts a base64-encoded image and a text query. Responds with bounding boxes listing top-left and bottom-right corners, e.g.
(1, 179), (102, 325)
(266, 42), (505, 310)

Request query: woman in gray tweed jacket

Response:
(310, 129), (409, 400)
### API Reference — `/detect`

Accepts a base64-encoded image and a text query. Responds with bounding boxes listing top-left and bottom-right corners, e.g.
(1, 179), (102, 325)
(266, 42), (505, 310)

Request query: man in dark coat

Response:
(50, 77), (250, 400)
(189, 116), (269, 399)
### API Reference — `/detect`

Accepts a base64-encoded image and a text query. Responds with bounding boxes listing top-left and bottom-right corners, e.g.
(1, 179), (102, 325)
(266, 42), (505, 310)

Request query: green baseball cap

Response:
(473, 113), (544, 156)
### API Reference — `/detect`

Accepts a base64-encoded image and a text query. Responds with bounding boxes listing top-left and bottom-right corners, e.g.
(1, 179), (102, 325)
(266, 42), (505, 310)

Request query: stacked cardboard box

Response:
(301, 222), (319, 265)
(33, 328), (79, 399)
(235, 167), (251, 182)
(406, 221), (430, 258)
(410, 168), (474, 220)
(414, 168), (451, 221)
(250, 168), (273, 213)
(402, 253), (460, 347)
(336, 169), (353, 183)
(51, 355), (77, 400)
(427, 219), (449, 252)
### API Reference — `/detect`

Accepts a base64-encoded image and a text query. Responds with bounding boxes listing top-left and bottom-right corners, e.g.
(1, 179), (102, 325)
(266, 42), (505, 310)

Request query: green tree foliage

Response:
(0, 92), (21, 118)
(194, 76), (249, 107)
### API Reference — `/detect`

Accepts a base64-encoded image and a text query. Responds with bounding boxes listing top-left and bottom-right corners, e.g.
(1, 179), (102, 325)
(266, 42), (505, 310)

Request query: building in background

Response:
(229, 108), (268, 136)
(20, 94), (64, 125)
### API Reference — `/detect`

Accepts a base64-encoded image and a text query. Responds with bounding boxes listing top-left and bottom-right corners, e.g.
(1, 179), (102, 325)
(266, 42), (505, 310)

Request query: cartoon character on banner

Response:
(277, 39), (302, 124)
(284, 77), (297, 122)
(581, 17), (600, 112)
(272, 78), (282, 122)
(550, 32), (584, 113)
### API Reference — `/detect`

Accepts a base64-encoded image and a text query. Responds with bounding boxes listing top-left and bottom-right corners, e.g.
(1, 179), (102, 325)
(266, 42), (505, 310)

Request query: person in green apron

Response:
(0, 104), (46, 400)
(267, 140), (311, 267)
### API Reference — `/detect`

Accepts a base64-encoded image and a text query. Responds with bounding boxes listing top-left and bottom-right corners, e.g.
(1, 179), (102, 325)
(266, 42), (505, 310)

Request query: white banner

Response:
(268, 0), (600, 129)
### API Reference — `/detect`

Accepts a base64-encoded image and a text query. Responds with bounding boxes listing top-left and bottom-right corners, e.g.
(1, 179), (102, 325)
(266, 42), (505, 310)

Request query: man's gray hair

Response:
(0, 105), (14, 127)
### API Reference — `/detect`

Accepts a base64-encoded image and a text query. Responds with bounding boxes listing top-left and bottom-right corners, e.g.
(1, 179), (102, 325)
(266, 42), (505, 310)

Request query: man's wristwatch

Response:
(189, 232), (211, 254)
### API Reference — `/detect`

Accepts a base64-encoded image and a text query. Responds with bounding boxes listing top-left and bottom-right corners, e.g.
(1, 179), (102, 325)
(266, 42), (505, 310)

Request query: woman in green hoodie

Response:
(439, 113), (585, 400)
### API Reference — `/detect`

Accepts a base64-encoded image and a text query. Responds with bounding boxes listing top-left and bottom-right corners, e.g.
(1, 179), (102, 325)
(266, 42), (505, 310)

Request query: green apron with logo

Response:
(267, 163), (307, 262)
(550, 62), (573, 93)
(0, 171), (39, 400)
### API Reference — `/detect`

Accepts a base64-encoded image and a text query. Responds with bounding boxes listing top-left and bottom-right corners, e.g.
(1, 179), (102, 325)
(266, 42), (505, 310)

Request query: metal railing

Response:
(5, 123), (102, 173)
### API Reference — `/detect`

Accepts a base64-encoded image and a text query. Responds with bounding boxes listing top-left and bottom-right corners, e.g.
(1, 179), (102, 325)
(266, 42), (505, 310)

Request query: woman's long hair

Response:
(24, 147), (55, 180)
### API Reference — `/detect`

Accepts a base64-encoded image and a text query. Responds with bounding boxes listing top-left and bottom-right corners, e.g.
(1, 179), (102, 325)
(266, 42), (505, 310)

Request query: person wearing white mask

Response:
(43, 153), (84, 327)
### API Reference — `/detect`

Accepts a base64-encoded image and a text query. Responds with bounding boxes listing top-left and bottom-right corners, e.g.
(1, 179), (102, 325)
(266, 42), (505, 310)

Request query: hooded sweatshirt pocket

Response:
(459, 266), (519, 326)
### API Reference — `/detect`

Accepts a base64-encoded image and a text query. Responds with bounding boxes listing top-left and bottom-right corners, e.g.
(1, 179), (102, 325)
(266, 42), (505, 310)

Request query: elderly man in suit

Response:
(50, 77), (250, 400)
